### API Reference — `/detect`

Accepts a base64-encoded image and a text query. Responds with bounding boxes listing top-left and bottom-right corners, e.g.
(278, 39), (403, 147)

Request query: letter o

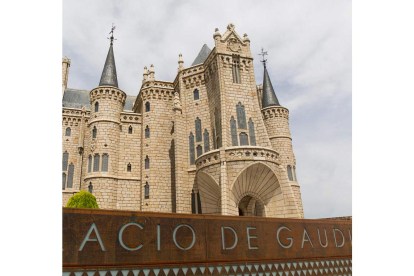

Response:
(118, 222), (144, 251)
(277, 226), (293, 248)
(173, 224), (196, 250)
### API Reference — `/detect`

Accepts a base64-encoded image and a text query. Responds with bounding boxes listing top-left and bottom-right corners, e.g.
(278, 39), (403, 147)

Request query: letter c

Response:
(118, 222), (144, 251)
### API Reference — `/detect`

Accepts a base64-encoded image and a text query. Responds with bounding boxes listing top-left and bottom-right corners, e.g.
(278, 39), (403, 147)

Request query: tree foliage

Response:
(66, 191), (99, 209)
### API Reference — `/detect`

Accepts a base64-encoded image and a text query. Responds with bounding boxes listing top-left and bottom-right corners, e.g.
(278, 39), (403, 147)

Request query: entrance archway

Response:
(238, 195), (265, 217)
(231, 162), (280, 217)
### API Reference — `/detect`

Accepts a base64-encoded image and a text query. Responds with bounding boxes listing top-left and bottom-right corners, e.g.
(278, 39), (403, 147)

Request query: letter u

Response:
(317, 227), (328, 248)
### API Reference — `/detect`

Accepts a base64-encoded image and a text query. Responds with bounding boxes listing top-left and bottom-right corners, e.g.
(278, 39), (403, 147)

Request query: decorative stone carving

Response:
(173, 92), (182, 109)
(227, 37), (241, 52)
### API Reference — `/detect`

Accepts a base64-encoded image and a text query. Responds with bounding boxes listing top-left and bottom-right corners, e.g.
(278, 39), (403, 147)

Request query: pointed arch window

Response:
(93, 154), (100, 172)
(239, 132), (249, 146)
(67, 163), (74, 188)
(196, 145), (203, 157)
(287, 165), (293, 181)
(145, 102), (150, 112)
(62, 173), (66, 190)
(236, 102), (247, 129)
(62, 151), (69, 171)
(230, 116), (238, 146)
(193, 89), (199, 100)
(88, 182), (93, 194)
(212, 128), (216, 149)
(203, 129), (210, 152)
(248, 118), (256, 146)
(95, 102), (99, 112)
(145, 125), (150, 138)
(214, 108), (221, 136)
(127, 163), (132, 172)
(92, 126), (97, 138)
(232, 58), (241, 84)
(88, 155), (92, 173)
(195, 117), (202, 142)
(145, 182), (150, 199)
(145, 156), (150, 169)
(128, 126), (133, 134)
(101, 154), (108, 172)
(189, 132), (195, 165)
(65, 127), (71, 136)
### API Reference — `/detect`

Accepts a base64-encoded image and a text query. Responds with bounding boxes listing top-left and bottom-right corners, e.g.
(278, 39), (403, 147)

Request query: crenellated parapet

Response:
(262, 106), (290, 120)
(62, 107), (90, 126)
(89, 86), (126, 106)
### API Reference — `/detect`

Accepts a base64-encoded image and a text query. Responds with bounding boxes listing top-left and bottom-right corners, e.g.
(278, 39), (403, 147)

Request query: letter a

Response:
(78, 222), (105, 251)
(301, 228), (314, 248)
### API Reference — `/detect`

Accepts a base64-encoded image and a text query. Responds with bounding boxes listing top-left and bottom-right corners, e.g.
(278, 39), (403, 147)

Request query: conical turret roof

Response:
(191, 44), (211, 66)
(99, 43), (118, 87)
(261, 65), (280, 108)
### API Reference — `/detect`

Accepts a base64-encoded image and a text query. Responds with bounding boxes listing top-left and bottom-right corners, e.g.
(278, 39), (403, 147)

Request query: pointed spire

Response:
(262, 66), (280, 108)
(259, 48), (280, 108)
(99, 24), (118, 87)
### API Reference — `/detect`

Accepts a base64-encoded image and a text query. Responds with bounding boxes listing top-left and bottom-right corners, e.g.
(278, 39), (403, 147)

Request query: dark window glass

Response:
(88, 183), (93, 194)
(145, 156), (150, 169)
(67, 163), (74, 188)
(62, 173), (66, 190)
(212, 128), (216, 149)
(195, 117), (202, 142)
(145, 125), (150, 138)
(203, 129), (210, 152)
(193, 89), (199, 100)
(101, 154), (108, 172)
(236, 102), (247, 129)
(189, 132), (195, 165)
(191, 190), (196, 214)
(230, 116), (238, 146)
(128, 126), (133, 134)
(293, 167), (297, 181)
(239, 132), (249, 146)
(88, 155), (92, 173)
(145, 182), (149, 199)
(197, 192), (202, 214)
(92, 126), (97, 138)
(248, 118), (256, 146)
(145, 102), (150, 112)
(287, 165), (293, 181)
(127, 163), (131, 172)
(62, 151), (69, 171)
(65, 127), (71, 136)
(93, 154), (100, 172)
(197, 145), (203, 157)
(95, 102), (99, 112)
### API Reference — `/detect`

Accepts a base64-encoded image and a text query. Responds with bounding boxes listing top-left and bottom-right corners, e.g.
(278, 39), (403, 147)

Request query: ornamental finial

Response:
(108, 23), (117, 45)
(258, 47), (268, 68)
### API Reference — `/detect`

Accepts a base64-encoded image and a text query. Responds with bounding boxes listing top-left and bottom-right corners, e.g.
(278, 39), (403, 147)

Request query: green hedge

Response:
(66, 191), (99, 209)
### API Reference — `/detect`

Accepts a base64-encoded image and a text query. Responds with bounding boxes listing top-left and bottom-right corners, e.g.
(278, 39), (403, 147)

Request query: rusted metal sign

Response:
(63, 208), (351, 269)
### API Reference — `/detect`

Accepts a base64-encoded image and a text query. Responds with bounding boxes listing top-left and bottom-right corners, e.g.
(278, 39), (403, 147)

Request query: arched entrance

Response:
(238, 195), (265, 217)
(231, 162), (280, 217)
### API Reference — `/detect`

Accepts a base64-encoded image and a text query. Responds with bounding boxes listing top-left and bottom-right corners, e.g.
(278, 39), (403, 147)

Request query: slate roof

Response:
(99, 44), (118, 87)
(261, 66), (281, 108)
(62, 88), (136, 111)
(191, 44), (211, 66)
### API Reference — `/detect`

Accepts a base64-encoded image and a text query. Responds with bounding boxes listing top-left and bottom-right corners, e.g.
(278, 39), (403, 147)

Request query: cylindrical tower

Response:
(261, 63), (304, 218)
(84, 38), (126, 209)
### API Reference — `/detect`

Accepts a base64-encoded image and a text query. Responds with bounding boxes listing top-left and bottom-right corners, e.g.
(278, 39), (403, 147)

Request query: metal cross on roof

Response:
(107, 23), (117, 45)
(258, 47), (268, 67)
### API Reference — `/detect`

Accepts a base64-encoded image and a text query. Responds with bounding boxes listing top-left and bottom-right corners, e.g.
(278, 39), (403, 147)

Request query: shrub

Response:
(66, 191), (99, 209)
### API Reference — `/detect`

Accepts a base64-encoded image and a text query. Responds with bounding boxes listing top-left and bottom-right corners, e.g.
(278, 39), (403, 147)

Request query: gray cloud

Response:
(63, 0), (351, 218)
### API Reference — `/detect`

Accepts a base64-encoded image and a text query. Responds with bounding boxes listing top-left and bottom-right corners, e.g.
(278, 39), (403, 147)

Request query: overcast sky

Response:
(63, 0), (351, 219)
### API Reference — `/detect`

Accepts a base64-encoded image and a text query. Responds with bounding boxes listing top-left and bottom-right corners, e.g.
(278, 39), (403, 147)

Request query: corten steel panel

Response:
(63, 208), (352, 268)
